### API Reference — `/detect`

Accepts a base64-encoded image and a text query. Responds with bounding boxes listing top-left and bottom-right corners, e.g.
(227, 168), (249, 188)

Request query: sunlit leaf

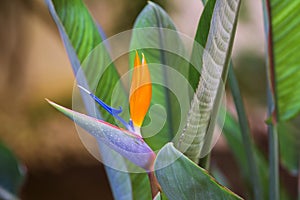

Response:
(265, 1), (300, 121)
(154, 143), (242, 200)
(264, 0), (300, 180)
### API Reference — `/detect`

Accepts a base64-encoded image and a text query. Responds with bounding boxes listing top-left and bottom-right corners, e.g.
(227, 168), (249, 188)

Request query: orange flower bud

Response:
(129, 51), (152, 128)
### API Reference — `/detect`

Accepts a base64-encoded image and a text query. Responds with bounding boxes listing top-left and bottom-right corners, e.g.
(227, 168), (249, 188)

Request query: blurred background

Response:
(0, 0), (297, 199)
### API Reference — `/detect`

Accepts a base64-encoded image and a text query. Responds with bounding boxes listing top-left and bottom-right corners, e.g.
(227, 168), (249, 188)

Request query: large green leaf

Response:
(129, 2), (190, 151)
(174, 0), (241, 163)
(0, 142), (25, 199)
(264, 0), (300, 182)
(46, 1), (132, 199)
(265, 1), (300, 121)
(46, 0), (126, 123)
(154, 143), (242, 200)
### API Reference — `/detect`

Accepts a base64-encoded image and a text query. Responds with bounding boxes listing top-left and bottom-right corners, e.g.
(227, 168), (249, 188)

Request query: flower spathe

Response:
(130, 51), (152, 133)
(78, 51), (152, 137)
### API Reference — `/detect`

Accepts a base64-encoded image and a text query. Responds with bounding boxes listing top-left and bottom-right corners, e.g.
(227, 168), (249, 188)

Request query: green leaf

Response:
(188, 0), (216, 90)
(0, 142), (25, 198)
(265, 0), (300, 121)
(264, 1), (300, 198)
(223, 111), (268, 199)
(46, 1), (132, 199)
(130, 173), (152, 200)
(277, 121), (299, 175)
(227, 66), (263, 200)
(154, 143), (242, 200)
(174, 0), (241, 163)
(48, 100), (155, 171)
(129, 1), (190, 150)
(101, 159), (132, 200)
(46, 0), (126, 124)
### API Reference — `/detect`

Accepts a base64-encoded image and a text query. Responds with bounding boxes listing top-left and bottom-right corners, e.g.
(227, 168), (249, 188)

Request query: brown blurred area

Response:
(0, 0), (297, 199)
(0, 0), (148, 199)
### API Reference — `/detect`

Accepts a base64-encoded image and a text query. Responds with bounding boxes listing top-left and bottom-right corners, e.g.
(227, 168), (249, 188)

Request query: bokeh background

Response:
(0, 0), (297, 199)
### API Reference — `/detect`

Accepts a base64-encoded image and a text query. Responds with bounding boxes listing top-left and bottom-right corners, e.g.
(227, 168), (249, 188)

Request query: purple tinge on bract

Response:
(47, 100), (156, 171)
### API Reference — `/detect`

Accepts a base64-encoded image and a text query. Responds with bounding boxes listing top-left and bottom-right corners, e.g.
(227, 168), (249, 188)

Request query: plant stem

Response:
(267, 87), (279, 200)
(265, 0), (279, 199)
(298, 162), (300, 200)
(228, 64), (263, 200)
(198, 153), (211, 170)
(148, 171), (161, 198)
(269, 139), (279, 200)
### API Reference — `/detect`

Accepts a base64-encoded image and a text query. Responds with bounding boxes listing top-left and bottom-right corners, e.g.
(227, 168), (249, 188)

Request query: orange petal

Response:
(129, 52), (152, 127)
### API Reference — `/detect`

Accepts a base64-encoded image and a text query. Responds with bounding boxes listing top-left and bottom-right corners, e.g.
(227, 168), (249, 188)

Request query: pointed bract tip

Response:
(141, 53), (146, 64)
(45, 98), (54, 106)
(134, 50), (141, 68)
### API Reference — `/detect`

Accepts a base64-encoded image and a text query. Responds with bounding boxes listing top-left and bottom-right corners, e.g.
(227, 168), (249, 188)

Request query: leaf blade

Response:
(154, 143), (242, 200)
(266, 0), (300, 121)
(174, 0), (241, 163)
(46, 1), (132, 199)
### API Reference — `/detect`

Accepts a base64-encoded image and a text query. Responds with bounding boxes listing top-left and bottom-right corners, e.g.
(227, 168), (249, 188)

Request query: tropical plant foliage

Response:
(21, 0), (298, 199)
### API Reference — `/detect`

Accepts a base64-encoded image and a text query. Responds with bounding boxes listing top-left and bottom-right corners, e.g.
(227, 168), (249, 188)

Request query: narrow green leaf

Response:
(228, 66), (263, 200)
(154, 143), (242, 200)
(0, 142), (25, 197)
(46, 1), (132, 198)
(130, 1), (190, 150)
(48, 100), (156, 171)
(46, 0), (126, 124)
(262, 1), (300, 199)
(265, 0), (300, 121)
(189, 0), (216, 90)
(175, 0), (241, 163)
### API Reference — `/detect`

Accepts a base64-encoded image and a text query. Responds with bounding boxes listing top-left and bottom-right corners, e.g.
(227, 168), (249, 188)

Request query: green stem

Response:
(267, 78), (279, 200)
(298, 161), (300, 200)
(198, 153), (211, 170)
(228, 63), (263, 200)
(267, 88), (279, 200)
(264, 0), (279, 198)
(268, 130), (279, 200)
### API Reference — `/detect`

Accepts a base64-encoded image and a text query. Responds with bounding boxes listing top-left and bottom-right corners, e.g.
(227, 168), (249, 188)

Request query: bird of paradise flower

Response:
(47, 51), (161, 196)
